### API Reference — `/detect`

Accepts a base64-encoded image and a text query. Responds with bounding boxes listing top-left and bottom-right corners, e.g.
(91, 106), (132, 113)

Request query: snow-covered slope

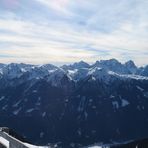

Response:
(124, 60), (137, 74)
(0, 59), (148, 148)
(137, 65), (148, 76)
(92, 59), (131, 74)
(0, 59), (147, 84)
(24, 143), (49, 148)
(61, 61), (90, 70)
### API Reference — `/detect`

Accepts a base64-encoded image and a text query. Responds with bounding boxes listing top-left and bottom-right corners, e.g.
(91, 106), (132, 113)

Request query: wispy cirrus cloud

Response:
(0, 0), (148, 66)
(35, 0), (71, 15)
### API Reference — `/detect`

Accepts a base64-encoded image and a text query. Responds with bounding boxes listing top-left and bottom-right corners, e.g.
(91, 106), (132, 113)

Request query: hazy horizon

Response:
(0, 0), (148, 65)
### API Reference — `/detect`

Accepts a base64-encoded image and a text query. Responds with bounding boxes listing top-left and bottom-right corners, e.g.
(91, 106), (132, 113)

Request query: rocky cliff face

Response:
(0, 59), (148, 148)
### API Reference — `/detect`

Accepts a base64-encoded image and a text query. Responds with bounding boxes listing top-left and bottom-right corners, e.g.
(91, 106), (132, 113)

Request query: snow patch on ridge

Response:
(112, 101), (119, 109)
(121, 99), (130, 107)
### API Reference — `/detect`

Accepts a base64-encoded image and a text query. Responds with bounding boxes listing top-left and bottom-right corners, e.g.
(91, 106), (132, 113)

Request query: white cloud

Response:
(35, 0), (73, 16)
(0, 0), (148, 65)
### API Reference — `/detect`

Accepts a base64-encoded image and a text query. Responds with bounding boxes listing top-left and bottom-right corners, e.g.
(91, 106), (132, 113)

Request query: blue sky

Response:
(0, 0), (148, 66)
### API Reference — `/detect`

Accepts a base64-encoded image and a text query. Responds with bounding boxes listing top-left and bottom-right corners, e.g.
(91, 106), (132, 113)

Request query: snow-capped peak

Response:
(39, 64), (58, 70)
(72, 61), (90, 68)
(125, 60), (137, 74)
(61, 60), (90, 70)
(137, 65), (148, 77)
(0, 59), (147, 85)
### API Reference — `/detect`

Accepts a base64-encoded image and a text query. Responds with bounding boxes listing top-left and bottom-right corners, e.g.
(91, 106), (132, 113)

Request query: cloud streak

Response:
(0, 0), (148, 66)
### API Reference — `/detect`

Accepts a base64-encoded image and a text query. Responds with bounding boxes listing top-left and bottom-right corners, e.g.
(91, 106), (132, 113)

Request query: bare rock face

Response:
(0, 59), (148, 148)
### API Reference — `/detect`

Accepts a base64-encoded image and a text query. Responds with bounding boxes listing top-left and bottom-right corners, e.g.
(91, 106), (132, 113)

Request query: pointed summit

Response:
(40, 64), (58, 70)
(72, 61), (90, 69)
(94, 59), (120, 67)
(125, 60), (136, 67)
(100, 58), (120, 65)
(92, 59), (130, 74)
(125, 60), (137, 74)
(61, 61), (89, 70)
(138, 65), (148, 76)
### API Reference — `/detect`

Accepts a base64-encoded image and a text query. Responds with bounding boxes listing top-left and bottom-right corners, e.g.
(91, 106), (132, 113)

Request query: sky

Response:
(0, 0), (148, 66)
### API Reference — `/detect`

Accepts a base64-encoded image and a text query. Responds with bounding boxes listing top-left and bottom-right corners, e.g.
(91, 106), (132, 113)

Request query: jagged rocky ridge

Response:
(0, 59), (148, 148)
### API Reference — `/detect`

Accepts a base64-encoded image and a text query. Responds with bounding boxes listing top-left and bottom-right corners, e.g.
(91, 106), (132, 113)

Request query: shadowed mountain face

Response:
(110, 138), (148, 148)
(0, 59), (148, 148)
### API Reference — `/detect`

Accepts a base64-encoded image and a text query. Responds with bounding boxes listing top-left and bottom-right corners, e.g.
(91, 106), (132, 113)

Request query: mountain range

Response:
(0, 59), (148, 148)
